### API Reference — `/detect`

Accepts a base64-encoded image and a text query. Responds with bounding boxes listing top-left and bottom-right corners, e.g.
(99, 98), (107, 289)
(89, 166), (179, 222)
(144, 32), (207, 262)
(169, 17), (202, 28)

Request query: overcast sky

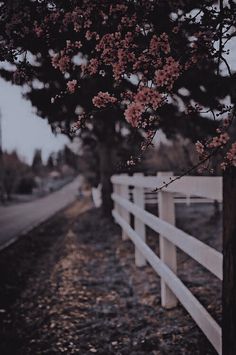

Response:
(0, 78), (69, 164)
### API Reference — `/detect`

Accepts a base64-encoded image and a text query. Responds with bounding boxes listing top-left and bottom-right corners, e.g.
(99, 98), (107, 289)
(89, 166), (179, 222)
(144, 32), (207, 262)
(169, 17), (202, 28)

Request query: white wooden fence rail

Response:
(112, 174), (222, 201)
(111, 172), (222, 355)
(144, 191), (219, 205)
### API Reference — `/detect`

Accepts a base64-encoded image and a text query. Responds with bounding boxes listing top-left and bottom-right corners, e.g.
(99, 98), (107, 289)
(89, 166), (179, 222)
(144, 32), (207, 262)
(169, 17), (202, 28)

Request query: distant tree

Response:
(2, 151), (27, 199)
(32, 149), (43, 175)
(16, 174), (36, 194)
(63, 145), (78, 170)
(46, 154), (55, 170)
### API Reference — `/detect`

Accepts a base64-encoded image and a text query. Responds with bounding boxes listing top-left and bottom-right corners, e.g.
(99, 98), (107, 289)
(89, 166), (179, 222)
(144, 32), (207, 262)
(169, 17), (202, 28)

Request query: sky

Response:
(0, 78), (69, 164)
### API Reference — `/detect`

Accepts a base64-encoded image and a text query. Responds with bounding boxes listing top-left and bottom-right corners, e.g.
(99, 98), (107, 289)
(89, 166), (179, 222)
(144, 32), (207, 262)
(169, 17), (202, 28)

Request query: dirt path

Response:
(0, 199), (220, 355)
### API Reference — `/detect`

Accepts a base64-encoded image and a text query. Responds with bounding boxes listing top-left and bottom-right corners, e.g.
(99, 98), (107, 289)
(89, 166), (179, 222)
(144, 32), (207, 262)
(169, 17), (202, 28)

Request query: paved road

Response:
(0, 176), (82, 250)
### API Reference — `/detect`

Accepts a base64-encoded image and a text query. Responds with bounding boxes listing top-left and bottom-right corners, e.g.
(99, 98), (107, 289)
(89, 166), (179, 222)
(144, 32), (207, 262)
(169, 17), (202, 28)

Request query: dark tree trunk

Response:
(98, 140), (113, 218)
(94, 109), (116, 218)
(222, 166), (236, 355)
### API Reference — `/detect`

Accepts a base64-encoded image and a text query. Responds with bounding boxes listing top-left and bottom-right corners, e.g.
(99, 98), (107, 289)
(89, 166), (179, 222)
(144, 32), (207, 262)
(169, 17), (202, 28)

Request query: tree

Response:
(46, 154), (55, 170)
(16, 174), (36, 194)
(0, 0), (224, 216)
(2, 151), (28, 200)
(1, 1), (236, 353)
(32, 149), (43, 176)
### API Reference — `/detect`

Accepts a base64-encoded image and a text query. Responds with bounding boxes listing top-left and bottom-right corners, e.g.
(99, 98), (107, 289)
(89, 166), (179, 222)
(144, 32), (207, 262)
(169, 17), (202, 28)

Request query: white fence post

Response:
(133, 173), (146, 267)
(158, 172), (178, 309)
(120, 175), (130, 240)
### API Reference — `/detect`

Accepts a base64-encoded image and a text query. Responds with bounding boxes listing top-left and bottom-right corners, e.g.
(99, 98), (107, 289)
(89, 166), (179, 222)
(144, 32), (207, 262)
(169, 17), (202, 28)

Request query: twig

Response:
(217, 0), (224, 76)
(220, 55), (232, 77)
(153, 145), (224, 193)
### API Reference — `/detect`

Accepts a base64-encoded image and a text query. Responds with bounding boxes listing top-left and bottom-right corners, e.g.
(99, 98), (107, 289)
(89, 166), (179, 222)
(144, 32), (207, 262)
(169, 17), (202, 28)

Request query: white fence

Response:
(111, 172), (223, 355)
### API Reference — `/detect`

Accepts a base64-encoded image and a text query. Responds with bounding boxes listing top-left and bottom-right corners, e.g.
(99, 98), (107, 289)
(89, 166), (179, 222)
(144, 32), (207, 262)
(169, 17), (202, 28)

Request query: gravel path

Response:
(0, 198), (221, 355)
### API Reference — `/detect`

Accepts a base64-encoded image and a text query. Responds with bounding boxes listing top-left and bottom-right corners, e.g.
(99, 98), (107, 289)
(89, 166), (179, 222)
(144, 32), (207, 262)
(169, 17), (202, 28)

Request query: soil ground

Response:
(0, 197), (222, 355)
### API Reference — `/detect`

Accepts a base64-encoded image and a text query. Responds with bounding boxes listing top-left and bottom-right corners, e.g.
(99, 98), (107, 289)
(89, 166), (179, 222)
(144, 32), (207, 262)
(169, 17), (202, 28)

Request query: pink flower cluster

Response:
(28, 0), (218, 144)
(149, 33), (170, 55)
(51, 52), (70, 73)
(207, 132), (229, 148)
(62, 7), (84, 31)
(133, 32), (173, 81)
(85, 30), (99, 41)
(96, 32), (121, 61)
(124, 87), (164, 127)
(66, 40), (82, 50)
(195, 141), (205, 155)
(67, 80), (77, 93)
(220, 143), (236, 170)
(109, 4), (128, 15)
(121, 90), (135, 101)
(120, 14), (137, 28)
(92, 92), (117, 108)
(155, 57), (180, 89)
(226, 143), (236, 166)
(45, 11), (60, 24)
(95, 31), (136, 80)
(113, 48), (135, 80)
(84, 58), (99, 75)
(34, 23), (43, 37)
(124, 102), (144, 127)
(135, 87), (163, 110)
(133, 53), (151, 72)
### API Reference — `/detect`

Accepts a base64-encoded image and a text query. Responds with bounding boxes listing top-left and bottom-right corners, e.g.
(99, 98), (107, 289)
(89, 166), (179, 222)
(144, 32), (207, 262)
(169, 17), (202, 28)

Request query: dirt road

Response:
(0, 176), (82, 250)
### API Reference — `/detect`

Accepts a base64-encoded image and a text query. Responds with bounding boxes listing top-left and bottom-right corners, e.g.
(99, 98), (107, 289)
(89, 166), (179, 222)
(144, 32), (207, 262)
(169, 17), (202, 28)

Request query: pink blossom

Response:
(195, 141), (205, 155)
(113, 62), (124, 80)
(226, 143), (236, 165)
(67, 80), (77, 93)
(85, 58), (99, 75)
(85, 31), (98, 41)
(155, 57), (180, 89)
(84, 19), (92, 29)
(135, 87), (163, 110)
(51, 53), (70, 73)
(208, 132), (229, 148)
(66, 40), (82, 49)
(221, 142), (236, 170)
(223, 118), (231, 127)
(92, 92), (117, 108)
(34, 24), (43, 38)
(124, 102), (144, 127)
(109, 4), (128, 15)
(149, 33), (170, 55)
